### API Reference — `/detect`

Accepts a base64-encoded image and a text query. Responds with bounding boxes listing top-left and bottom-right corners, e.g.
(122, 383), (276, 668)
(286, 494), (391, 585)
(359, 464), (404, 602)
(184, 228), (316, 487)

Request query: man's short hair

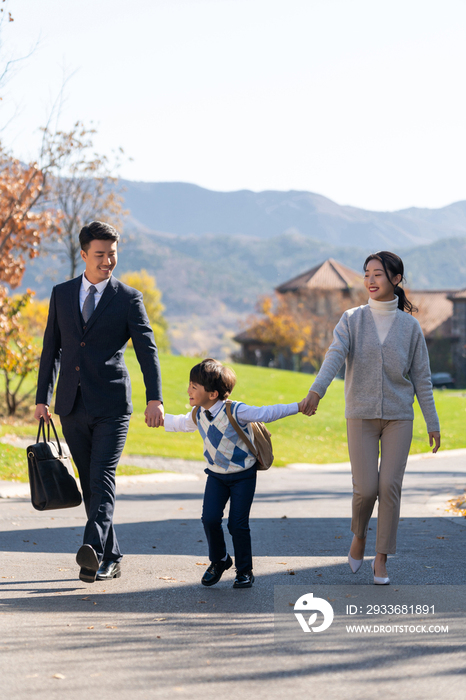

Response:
(79, 221), (120, 252)
(190, 358), (237, 400)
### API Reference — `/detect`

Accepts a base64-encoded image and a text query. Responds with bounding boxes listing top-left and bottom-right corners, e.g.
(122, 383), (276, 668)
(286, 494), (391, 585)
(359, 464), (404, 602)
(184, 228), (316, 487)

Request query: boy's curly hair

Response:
(190, 358), (236, 400)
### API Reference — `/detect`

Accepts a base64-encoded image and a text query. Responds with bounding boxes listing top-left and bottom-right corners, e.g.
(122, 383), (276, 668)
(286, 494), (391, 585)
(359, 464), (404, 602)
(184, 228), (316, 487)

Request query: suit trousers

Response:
(347, 419), (413, 554)
(201, 468), (257, 574)
(60, 388), (130, 562)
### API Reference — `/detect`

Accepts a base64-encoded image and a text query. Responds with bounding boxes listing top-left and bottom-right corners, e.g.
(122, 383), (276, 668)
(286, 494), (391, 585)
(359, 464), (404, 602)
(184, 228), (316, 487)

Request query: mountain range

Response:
(122, 181), (466, 248)
(19, 182), (466, 357)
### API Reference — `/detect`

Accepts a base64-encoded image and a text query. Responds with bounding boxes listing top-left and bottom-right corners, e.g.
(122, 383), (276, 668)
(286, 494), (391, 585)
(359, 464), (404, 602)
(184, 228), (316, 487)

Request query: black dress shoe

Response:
(233, 570), (255, 588)
(201, 554), (233, 586)
(96, 560), (122, 581)
(76, 544), (99, 583)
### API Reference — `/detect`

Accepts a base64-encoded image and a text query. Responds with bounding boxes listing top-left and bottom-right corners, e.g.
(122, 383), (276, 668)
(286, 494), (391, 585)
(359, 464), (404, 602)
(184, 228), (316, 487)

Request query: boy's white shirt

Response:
(164, 400), (299, 433)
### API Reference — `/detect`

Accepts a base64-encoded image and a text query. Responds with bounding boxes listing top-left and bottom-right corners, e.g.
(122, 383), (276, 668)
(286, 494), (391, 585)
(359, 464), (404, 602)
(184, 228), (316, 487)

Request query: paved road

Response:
(1, 450), (465, 699)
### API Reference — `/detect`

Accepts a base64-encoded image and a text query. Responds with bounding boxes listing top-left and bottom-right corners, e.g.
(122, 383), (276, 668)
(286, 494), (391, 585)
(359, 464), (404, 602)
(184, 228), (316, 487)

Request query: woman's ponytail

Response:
(393, 285), (417, 313)
(364, 251), (418, 314)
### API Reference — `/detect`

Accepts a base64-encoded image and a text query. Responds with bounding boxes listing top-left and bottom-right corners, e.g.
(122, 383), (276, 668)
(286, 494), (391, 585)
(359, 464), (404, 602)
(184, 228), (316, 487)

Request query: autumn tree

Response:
(0, 148), (58, 286)
(120, 270), (170, 353)
(0, 288), (41, 415)
(244, 286), (367, 372)
(41, 122), (126, 278)
(14, 293), (49, 337)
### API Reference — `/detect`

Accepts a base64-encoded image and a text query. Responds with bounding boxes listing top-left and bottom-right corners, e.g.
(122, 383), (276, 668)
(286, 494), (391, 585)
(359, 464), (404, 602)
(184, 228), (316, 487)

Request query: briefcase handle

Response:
(36, 417), (65, 457)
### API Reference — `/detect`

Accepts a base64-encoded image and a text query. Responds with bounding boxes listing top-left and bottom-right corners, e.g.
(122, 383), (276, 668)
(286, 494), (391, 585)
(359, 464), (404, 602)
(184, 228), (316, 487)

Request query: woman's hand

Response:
(429, 431), (441, 453)
(299, 390), (321, 416)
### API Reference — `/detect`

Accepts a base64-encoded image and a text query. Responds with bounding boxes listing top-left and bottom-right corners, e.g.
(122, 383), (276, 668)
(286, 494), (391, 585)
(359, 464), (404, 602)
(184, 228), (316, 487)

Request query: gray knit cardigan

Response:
(310, 305), (440, 432)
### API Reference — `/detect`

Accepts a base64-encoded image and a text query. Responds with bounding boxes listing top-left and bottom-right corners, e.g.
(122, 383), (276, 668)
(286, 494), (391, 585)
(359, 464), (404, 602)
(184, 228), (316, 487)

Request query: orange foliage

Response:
(0, 287), (40, 415)
(252, 295), (314, 358)
(0, 150), (59, 287)
(246, 287), (368, 370)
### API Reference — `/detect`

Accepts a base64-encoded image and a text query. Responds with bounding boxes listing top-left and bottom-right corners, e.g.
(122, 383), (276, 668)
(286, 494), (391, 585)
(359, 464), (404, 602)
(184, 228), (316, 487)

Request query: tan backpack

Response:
(191, 400), (274, 470)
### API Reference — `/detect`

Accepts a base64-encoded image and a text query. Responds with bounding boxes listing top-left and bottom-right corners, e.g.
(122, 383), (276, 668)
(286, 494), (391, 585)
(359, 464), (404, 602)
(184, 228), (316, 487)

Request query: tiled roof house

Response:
(234, 258), (464, 382)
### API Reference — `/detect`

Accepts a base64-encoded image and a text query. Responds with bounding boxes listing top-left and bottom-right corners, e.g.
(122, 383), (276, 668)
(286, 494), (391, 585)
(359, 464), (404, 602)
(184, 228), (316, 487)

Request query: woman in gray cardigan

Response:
(301, 251), (440, 585)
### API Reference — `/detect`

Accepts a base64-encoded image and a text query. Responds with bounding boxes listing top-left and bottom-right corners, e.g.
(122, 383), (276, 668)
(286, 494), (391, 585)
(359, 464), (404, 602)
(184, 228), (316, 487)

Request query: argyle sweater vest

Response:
(196, 402), (257, 474)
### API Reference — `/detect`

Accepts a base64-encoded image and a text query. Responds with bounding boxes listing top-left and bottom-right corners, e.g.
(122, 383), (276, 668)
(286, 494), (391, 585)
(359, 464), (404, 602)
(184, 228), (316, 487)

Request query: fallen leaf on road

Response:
(195, 562), (207, 566)
(153, 618), (167, 621)
(286, 570), (295, 575)
(159, 576), (176, 581)
(52, 674), (66, 680)
(436, 536), (445, 540)
(87, 626), (94, 629)
(105, 625), (117, 629)
(198, 601), (207, 604)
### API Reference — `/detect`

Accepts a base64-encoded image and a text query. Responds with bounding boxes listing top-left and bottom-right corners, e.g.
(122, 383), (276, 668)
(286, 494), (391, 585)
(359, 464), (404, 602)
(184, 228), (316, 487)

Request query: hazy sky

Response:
(3, 0), (466, 211)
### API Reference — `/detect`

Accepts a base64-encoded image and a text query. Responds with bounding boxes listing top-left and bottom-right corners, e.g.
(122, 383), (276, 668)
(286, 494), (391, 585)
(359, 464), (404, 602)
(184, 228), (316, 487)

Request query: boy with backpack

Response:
(162, 358), (309, 588)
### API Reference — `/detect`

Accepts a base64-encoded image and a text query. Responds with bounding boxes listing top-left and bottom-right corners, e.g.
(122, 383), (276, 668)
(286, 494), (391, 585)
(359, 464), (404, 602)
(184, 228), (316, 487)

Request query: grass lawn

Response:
(1, 351), (465, 471)
(0, 443), (28, 481)
(125, 353), (466, 465)
(0, 442), (163, 483)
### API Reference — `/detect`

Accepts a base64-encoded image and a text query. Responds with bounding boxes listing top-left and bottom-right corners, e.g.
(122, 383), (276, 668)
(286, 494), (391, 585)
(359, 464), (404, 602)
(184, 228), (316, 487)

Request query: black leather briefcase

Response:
(27, 418), (82, 511)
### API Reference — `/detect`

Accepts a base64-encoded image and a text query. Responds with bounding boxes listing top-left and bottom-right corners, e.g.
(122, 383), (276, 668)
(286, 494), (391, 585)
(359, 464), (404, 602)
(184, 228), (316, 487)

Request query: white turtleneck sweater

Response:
(368, 296), (398, 344)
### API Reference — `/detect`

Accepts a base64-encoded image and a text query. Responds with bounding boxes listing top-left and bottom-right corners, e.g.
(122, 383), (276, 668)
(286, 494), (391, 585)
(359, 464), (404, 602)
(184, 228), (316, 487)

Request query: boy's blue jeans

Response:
(202, 467), (257, 574)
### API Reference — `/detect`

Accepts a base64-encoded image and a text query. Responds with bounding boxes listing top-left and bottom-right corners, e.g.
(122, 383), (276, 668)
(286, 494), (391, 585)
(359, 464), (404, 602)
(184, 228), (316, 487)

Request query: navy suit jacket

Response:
(36, 275), (163, 417)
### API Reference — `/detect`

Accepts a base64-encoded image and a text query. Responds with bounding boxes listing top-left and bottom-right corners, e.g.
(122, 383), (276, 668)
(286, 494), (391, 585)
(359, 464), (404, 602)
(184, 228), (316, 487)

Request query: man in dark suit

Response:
(35, 221), (164, 583)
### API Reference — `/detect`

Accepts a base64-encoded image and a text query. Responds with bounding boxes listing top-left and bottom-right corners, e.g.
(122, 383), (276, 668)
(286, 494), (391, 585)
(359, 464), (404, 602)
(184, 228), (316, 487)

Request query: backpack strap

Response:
(225, 400), (258, 459)
(191, 406), (200, 426)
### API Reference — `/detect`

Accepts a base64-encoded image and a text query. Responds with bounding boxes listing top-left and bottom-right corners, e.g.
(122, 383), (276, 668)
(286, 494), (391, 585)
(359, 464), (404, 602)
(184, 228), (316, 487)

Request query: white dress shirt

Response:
(79, 274), (111, 314)
(164, 399), (299, 433)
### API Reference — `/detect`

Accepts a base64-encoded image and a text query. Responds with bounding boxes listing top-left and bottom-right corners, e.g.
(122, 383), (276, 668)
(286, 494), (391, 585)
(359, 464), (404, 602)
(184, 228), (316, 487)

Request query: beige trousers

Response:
(346, 419), (413, 554)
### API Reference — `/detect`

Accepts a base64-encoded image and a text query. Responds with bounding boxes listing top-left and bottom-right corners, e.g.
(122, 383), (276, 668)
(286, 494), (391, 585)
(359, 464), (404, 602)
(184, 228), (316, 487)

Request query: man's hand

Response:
(429, 431), (441, 453)
(145, 400), (164, 428)
(34, 404), (51, 424)
(299, 390), (321, 416)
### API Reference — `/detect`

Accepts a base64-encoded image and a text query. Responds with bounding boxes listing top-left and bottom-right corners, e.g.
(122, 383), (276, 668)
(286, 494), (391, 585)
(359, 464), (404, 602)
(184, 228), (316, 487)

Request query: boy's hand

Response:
(299, 390), (320, 416)
(145, 400), (164, 428)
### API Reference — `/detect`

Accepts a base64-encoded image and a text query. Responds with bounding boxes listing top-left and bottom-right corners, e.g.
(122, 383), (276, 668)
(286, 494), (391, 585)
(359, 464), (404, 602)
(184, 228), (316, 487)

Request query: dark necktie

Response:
(82, 285), (97, 323)
(204, 410), (214, 422)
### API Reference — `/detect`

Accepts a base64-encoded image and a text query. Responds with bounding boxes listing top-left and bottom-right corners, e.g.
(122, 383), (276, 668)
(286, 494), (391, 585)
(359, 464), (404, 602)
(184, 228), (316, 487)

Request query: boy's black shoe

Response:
(233, 570), (255, 588)
(201, 554), (233, 586)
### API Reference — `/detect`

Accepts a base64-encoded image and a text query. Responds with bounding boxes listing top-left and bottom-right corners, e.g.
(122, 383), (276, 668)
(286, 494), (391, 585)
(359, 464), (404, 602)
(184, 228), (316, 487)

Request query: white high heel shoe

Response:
(348, 553), (364, 573)
(371, 558), (390, 585)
